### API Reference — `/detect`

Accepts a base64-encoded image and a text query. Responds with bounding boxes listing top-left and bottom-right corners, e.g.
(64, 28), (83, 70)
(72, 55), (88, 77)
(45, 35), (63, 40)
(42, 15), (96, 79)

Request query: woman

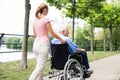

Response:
(29, 3), (65, 80)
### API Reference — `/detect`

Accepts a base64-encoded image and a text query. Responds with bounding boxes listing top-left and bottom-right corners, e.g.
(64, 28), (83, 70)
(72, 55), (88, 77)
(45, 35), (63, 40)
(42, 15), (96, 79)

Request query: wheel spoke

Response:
(64, 59), (85, 80)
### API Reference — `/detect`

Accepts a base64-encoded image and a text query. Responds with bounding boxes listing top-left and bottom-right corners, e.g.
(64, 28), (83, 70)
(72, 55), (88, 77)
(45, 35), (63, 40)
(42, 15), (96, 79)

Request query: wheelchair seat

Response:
(50, 43), (70, 70)
(50, 43), (85, 80)
(50, 43), (83, 69)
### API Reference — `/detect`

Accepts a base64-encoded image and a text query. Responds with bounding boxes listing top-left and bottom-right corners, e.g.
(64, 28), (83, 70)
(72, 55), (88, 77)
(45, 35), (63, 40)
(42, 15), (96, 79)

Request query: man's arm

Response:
(66, 39), (78, 53)
(66, 39), (86, 53)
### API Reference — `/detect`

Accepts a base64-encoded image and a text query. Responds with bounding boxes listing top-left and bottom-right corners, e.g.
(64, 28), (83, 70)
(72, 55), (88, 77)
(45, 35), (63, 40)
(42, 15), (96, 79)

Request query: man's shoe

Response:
(83, 70), (93, 78)
(83, 74), (91, 78)
(86, 70), (93, 75)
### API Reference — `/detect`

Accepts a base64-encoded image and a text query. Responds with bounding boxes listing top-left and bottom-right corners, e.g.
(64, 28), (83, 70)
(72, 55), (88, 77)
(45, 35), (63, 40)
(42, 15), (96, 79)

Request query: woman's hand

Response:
(61, 39), (66, 44)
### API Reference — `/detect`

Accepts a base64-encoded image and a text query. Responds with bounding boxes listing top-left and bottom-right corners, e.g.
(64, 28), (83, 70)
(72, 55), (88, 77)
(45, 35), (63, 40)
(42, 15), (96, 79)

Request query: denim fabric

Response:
(66, 39), (78, 53)
(79, 51), (90, 69)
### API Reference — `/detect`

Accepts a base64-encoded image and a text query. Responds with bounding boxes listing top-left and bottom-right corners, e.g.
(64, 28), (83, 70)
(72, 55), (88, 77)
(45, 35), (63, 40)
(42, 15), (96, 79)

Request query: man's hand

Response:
(77, 48), (86, 53)
(80, 48), (86, 52)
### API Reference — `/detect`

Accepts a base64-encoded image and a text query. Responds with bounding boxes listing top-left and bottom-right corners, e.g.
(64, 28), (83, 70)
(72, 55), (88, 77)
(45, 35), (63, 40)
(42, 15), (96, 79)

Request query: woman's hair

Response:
(35, 3), (48, 18)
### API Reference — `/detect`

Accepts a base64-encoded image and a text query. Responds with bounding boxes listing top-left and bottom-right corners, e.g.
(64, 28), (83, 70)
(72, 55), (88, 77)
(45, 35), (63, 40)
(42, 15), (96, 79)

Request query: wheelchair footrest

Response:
(49, 72), (63, 79)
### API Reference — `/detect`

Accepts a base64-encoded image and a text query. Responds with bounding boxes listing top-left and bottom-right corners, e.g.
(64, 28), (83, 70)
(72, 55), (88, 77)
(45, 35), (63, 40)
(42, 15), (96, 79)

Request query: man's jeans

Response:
(79, 51), (90, 69)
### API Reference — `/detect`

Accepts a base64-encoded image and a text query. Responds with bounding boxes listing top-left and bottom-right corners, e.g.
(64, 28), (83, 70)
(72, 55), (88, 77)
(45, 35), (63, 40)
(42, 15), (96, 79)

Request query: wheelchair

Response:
(49, 43), (86, 80)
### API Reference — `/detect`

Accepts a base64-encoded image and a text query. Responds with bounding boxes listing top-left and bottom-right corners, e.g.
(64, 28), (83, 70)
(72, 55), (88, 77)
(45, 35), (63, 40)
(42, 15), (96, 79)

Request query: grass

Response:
(0, 51), (119, 80)
(87, 51), (120, 62)
(0, 59), (50, 80)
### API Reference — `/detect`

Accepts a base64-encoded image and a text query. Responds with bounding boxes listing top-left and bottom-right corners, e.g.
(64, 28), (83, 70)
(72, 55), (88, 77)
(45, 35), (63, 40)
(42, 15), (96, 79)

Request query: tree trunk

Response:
(103, 28), (106, 52)
(72, 11), (75, 42)
(90, 16), (94, 54)
(72, 0), (76, 42)
(109, 26), (113, 51)
(21, 0), (31, 68)
(102, 13), (106, 52)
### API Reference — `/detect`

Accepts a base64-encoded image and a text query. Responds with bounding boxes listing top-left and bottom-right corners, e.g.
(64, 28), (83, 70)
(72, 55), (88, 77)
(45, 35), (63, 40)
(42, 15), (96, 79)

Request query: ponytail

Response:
(35, 3), (48, 19)
(35, 7), (40, 18)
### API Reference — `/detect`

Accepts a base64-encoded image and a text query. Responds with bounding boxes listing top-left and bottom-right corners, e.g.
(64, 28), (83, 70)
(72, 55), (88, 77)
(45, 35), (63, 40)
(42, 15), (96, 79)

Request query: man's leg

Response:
(79, 51), (89, 69)
(79, 51), (93, 78)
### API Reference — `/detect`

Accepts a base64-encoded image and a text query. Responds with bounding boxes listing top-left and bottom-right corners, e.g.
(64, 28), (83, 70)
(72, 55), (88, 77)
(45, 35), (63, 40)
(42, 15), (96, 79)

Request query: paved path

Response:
(87, 54), (120, 80)
(1, 48), (120, 80)
(44, 54), (120, 80)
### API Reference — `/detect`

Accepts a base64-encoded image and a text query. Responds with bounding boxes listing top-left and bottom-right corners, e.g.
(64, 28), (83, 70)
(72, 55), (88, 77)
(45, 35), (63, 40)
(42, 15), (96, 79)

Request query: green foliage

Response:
(91, 2), (120, 29)
(6, 37), (13, 48)
(27, 37), (34, 51)
(5, 37), (34, 51)
(6, 37), (22, 49)
(46, 1), (120, 51)
(74, 27), (83, 47)
(74, 26), (90, 50)
(112, 27), (120, 50)
(102, 3), (120, 28)
(94, 29), (104, 40)
(89, 2), (120, 51)
(46, 0), (105, 19)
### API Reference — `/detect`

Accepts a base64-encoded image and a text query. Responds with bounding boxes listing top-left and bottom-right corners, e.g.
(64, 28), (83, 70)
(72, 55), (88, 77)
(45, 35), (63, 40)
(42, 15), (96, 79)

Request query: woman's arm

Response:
(33, 25), (36, 38)
(46, 22), (65, 44)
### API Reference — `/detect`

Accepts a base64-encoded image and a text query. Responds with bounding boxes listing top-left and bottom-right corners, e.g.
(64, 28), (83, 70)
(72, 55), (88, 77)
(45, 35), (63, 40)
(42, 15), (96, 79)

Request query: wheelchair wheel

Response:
(64, 59), (85, 80)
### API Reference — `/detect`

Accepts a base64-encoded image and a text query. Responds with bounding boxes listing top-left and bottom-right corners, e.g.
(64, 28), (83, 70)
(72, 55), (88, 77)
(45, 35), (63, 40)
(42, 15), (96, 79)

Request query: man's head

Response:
(58, 25), (69, 37)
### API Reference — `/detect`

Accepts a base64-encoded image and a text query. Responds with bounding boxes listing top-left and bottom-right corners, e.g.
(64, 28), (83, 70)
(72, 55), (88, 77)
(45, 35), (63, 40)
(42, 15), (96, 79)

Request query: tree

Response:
(91, 2), (120, 51)
(75, 26), (91, 50)
(46, 0), (105, 54)
(21, 0), (31, 68)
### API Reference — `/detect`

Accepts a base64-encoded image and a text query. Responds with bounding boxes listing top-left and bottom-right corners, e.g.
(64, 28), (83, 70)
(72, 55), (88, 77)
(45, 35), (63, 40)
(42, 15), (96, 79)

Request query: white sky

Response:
(0, 0), (110, 36)
(0, 0), (62, 35)
(0, 0), (25, 34)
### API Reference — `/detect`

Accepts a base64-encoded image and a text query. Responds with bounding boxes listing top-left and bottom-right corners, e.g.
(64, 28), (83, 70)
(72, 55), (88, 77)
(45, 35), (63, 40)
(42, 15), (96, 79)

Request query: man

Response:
(51, 25), (93, 77)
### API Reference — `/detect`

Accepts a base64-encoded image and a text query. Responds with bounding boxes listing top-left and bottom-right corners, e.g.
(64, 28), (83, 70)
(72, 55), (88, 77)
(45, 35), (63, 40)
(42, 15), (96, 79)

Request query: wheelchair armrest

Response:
(69, 53), (83, 63)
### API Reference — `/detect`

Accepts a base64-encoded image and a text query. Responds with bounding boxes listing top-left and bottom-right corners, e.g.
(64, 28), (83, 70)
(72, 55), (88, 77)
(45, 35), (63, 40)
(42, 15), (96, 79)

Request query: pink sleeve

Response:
(44, 17), (50, 24)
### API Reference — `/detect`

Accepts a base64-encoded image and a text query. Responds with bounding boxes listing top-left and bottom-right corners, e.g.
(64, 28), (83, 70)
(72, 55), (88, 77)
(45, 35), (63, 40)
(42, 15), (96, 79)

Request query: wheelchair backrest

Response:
(50, 43), (70, 70)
